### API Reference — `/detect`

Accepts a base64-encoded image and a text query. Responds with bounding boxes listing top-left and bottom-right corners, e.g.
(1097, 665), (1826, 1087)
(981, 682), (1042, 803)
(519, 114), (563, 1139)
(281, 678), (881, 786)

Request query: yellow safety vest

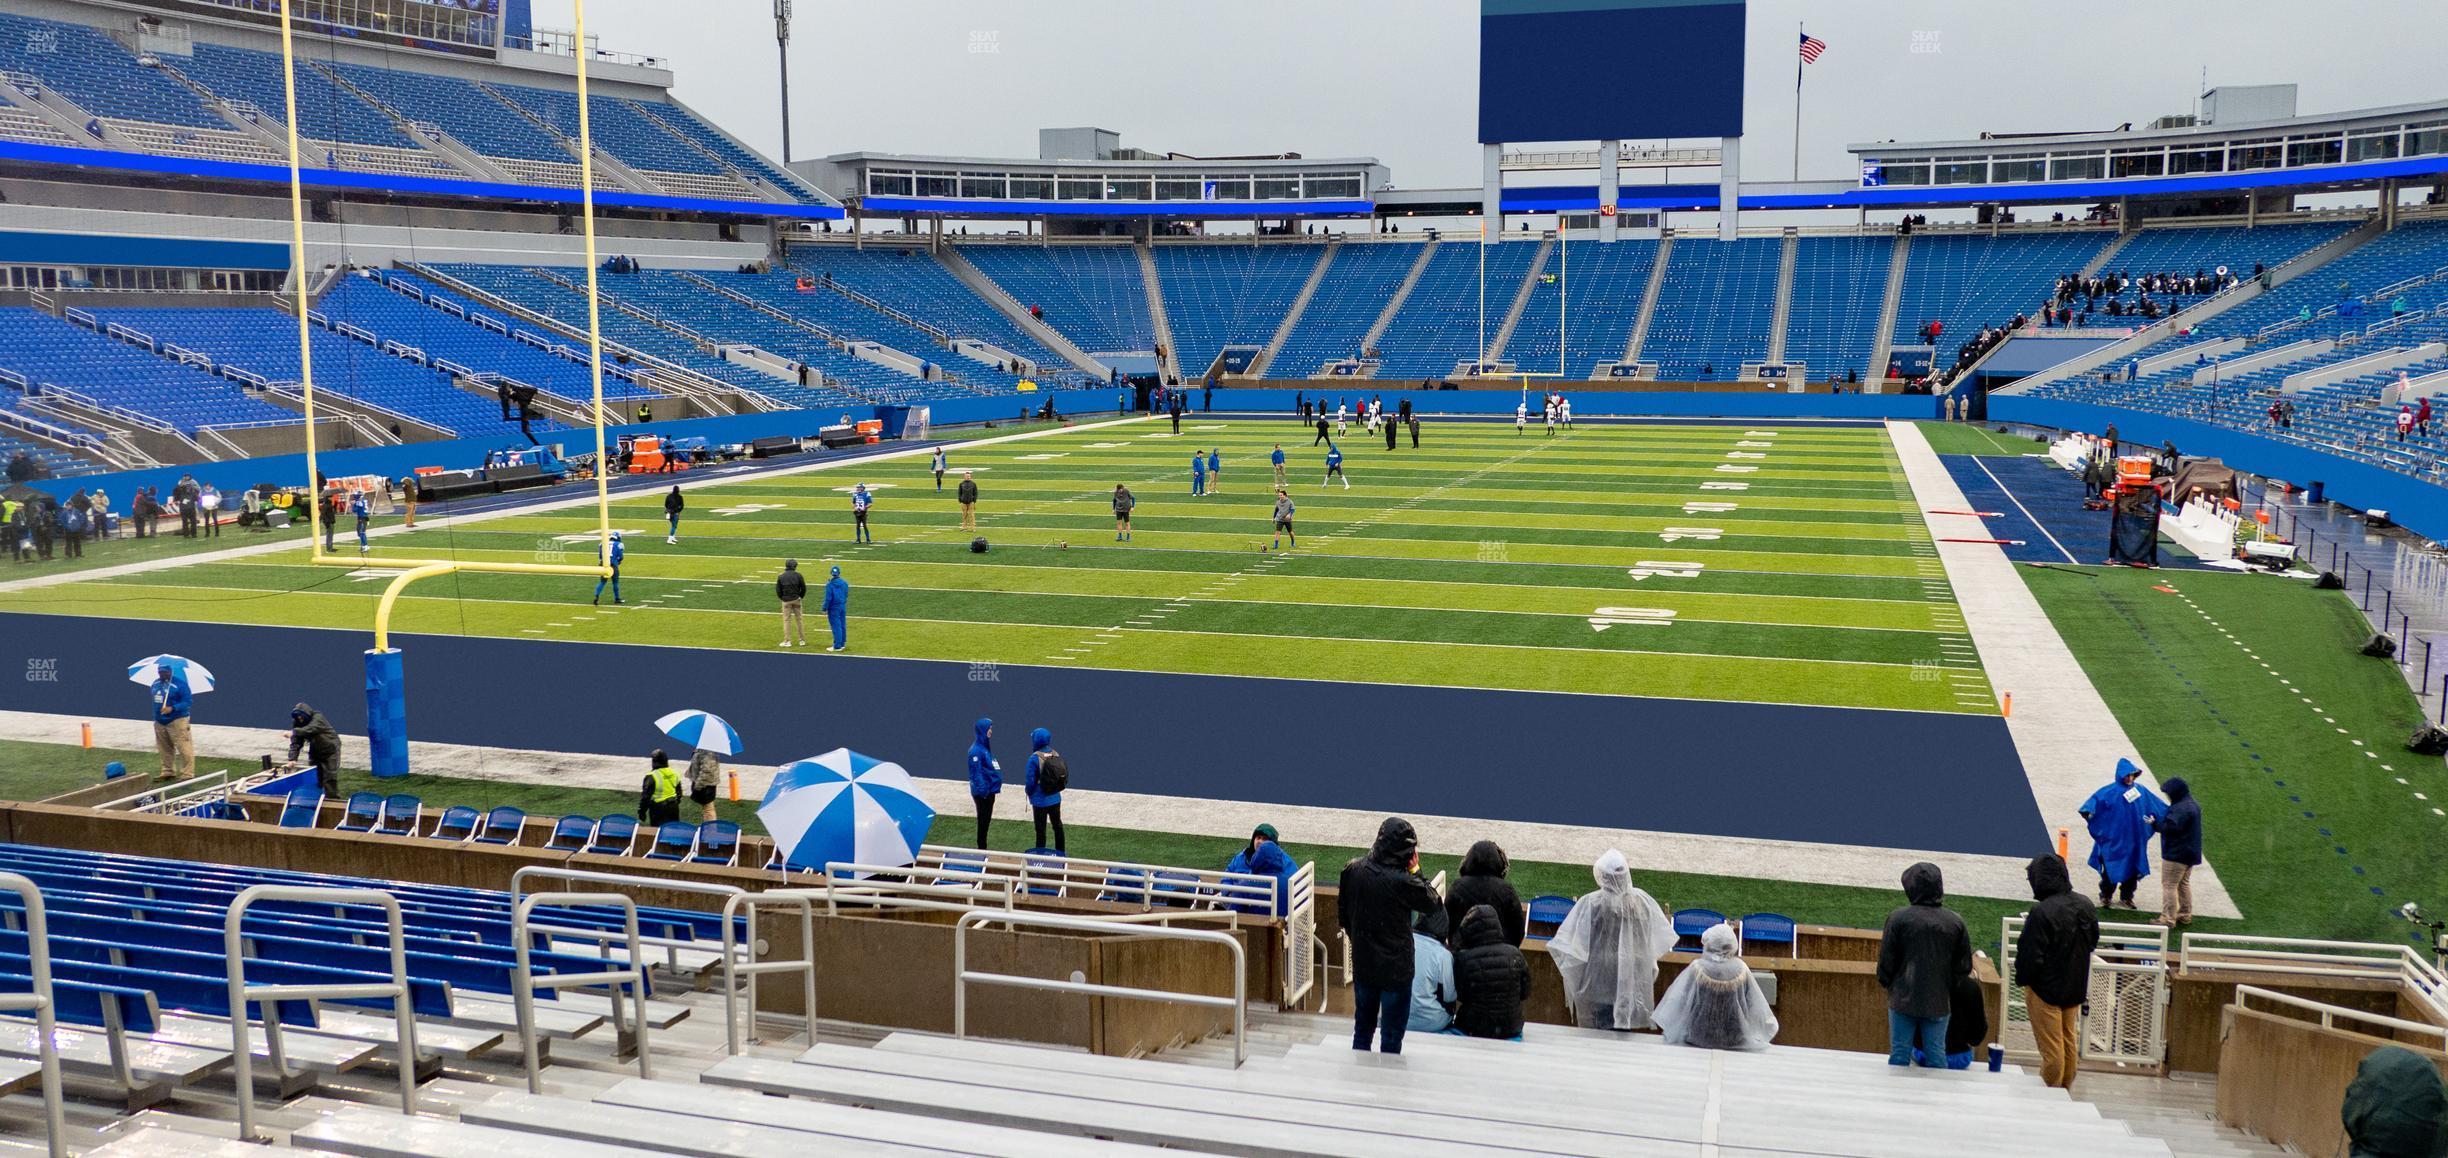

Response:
(649, 765), (680, 803)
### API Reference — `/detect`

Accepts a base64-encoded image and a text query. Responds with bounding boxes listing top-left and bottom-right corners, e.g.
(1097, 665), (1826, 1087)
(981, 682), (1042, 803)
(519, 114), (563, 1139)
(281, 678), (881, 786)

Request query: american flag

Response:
(1799, 31), (1827, 63)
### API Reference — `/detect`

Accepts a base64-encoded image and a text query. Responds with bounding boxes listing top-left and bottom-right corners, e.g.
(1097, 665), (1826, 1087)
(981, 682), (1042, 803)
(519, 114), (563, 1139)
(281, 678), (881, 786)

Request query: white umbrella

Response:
(127, 654), (215, 693)
(757, 748), (936, 875)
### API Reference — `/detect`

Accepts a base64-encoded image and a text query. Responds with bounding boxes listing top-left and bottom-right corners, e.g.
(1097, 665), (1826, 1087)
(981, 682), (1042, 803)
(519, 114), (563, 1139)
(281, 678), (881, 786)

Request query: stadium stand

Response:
(0, 13), (282, 166)
(960, 244), (1156, 354)
(483, 81), (753, 201)
(698, 269), (1020, 397)
(1783, 234), (1896, 379)
(600, 271), (933, 406)
(788, 244), (1073, 373)
(1270, 241), (1427, 375)
(1894, 228), (2115, 349)
(1504, 236), (1661, 376)
(0, 309), (297, 434)
(1372, 239), (1539, 379)
(629, 99), (823, 203)
(1640, 236), (1785, 379)
(169, 44), (452, 177)
(1151, 243), (1326, 377)
(322, 61), (583, 185)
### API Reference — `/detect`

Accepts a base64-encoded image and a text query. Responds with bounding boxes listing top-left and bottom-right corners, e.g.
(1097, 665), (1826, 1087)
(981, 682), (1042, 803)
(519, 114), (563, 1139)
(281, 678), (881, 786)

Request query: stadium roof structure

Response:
(797, 148), (1388, 220)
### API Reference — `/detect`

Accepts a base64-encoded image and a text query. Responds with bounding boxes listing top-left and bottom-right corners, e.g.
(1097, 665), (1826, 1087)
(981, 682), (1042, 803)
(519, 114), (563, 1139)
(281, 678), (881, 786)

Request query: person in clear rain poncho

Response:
(1547, 849), (1676, 1030)
(1654, 923), (1780, 1050)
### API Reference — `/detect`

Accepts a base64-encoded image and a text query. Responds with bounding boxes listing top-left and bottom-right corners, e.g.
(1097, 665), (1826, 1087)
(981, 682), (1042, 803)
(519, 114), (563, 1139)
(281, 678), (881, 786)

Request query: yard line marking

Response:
(1969, 455), (2075, 564)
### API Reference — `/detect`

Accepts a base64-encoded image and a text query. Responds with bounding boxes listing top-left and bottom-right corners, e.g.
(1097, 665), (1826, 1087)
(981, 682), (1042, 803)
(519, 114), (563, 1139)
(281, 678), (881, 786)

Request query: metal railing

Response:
(0, 874), (63, 1158)
(225, 886), (417, 1143)
(512, 891), (649, 1093)
(2232, 984), (2448, 1046)
(953, 909), (1248, 1067)
(912, 844), (1289, 916)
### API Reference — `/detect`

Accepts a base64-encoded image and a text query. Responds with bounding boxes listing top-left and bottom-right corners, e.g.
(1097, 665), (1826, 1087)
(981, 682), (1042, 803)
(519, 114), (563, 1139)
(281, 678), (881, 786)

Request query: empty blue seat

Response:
(1737, 911), (1799, 957)
(333, 792), (383, 834)
(688, 821), (740, 867)
(428, 805), (479, 842)
(585, 814), (639, 857)
(544, 814), (596, 852)
(276, 789), (323, 829)
(1672, 907), (1727, 952)
(471, 806), (526, 846)
(643, 821), (697, 863)
(1525, 894), (1575, 940)
(374, 794), (423, 837)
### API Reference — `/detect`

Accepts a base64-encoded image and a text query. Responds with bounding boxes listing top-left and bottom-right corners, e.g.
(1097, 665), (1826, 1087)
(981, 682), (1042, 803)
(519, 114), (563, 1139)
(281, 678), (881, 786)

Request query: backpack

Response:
(1033, 749), (1068, 796)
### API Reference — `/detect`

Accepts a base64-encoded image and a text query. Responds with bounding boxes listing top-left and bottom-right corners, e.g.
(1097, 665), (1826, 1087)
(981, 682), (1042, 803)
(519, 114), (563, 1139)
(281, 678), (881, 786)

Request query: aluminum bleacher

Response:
(961, 244), (1156, 355)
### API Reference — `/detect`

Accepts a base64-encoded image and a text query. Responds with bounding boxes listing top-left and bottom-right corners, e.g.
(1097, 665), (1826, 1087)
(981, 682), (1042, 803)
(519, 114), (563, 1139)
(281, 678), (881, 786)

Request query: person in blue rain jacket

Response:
(965, 718), (1001, 849)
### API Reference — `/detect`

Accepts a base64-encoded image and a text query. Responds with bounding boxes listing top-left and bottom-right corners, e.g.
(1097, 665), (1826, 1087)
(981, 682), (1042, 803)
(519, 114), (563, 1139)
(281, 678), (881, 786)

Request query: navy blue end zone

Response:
(3, 612), (2049, 858)
(1941, 453), (2221, 570)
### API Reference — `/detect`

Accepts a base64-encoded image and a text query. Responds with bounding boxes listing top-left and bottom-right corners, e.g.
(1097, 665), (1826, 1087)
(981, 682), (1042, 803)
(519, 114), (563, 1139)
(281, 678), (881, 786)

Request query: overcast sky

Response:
(532, 0), (2445, 189)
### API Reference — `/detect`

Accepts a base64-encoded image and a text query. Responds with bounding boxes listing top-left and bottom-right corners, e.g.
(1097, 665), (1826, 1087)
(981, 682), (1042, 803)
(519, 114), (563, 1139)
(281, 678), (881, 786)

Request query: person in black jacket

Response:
(1443, 840), (1525, 948)
(775, 559), (807, 648)
(2014, 853), (2100, 1090)
(1337, 817), (1440, 1054)
(1875, 862), (1972, 1068)
(285, 703), (343, 798)
(2153, 778), (2202, 927)
(1939, 972), (1990, 1069)
(663, 486), (684, 545)
(1451, 903), (1529, 1041)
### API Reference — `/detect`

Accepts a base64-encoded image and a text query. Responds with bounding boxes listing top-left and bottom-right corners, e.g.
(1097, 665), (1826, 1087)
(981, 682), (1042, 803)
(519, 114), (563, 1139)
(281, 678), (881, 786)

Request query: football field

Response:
(0, 418), (1997, 716)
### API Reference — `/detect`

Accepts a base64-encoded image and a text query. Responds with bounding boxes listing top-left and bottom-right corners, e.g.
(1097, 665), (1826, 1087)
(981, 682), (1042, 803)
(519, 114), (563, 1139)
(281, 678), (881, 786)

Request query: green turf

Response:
(1913, 422), (2047, 458)
(0, 420), (1998, 715)
(2022, 563), (2446, 946)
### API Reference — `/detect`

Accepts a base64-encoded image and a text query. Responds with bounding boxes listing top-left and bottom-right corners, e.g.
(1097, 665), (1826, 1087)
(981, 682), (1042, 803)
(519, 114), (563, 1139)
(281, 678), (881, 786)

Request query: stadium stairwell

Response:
(1865, 232), (1911, 381)
(1622, 234), (1674, 363)
(1358, 239), (1440, 367)
(934, 245), (1111, 377)
(2077, 227), (2137, 279)
(1135, 242), (1179, 381)
(1764, 232), (1799, 364)
(1250, 239), (1340, 378)
(315, 61), (511, 183)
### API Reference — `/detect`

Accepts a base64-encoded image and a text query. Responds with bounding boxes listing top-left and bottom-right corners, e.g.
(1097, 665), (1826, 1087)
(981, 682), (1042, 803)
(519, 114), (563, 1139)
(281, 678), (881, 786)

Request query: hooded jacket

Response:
(1452, 903), (1531, 1040)
(286, 706), (341, 765)
(2343, 1045), (2448, 1158)
(1023, 727), (1061, 808)
(1548, 849), (1675, 1030)
(1444, 840), (1526, 948)
(965, 718), (1001, 796)
(823, 568), (848, 615)
(663, 487), (684, 516)
(1336, 818), (1440, 991)
(775, 564), (807, 602)
(2014, 853), (2102, 1009)
(1876, 862), (1973, 1019)
(2082, 759), (2167, 883)
(2156, 777), (2203, 866)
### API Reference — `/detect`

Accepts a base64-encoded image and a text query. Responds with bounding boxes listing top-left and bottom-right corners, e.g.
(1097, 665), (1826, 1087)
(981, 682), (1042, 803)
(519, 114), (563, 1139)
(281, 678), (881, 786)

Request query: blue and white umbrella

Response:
(654, 709), (741, 756)
(127, 654), (215, 694)
(758, 748), (936, 875)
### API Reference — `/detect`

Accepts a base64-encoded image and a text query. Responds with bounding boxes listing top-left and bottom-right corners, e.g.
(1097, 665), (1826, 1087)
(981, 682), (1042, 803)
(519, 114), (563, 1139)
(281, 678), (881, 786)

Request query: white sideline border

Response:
(4, 414), (2133, 905)
(1887, 420), (2240, 920)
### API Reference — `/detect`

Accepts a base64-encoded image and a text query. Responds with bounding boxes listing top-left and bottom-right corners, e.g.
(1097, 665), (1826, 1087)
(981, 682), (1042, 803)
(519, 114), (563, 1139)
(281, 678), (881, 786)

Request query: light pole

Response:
(774, 0), (793, 162)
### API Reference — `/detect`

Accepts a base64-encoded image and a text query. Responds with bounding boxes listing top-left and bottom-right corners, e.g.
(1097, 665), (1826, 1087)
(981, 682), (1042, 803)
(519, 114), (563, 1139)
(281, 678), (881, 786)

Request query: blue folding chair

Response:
(644, 821), (698, 862)
(1737, 911), (1799, 958)
(333, 792), (383, 834)
(689, 821), (741, 867)
(1021, 850), (1067, 896)
(1672, 908), (1727, 952)
(428, 805), (479, 841)
(1099, 867), (1152, 906)
(544, 814), (597, 852)
(374, 794), (423, 837)
(471, 806), (527, 846)
(586, 814), (639, 856)
(276, 788), (323, 829)
(1525, 894), (1575, 940)
(932, 850), (989, 887)
(1151, 870), (1200, 908)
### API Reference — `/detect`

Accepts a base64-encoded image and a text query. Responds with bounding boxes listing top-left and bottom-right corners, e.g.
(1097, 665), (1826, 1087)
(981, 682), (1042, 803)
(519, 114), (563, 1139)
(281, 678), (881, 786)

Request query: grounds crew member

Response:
(286, 703), (344, 798)
(638, 749), (682, 826)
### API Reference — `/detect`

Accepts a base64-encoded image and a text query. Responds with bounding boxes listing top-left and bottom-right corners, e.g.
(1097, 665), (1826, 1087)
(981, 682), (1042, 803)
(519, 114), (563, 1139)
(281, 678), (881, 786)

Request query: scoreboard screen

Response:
(1479, 0), (1748, 144)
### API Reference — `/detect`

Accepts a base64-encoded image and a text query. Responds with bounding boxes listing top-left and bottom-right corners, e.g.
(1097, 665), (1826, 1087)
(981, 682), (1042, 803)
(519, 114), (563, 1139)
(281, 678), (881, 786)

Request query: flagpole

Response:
(1793, 23), (1804, 180)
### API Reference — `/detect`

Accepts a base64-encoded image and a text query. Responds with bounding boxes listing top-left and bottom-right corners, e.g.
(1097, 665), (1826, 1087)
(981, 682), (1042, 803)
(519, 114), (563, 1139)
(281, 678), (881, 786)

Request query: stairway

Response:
(1765, 232), (1800, 363)
(1484, 237), (1553, 361)
(1357, 240), (1441, 364)
(2069, 1072), (2288, 1158)
(934, 244), (1111, 377)
(1866, 232), (1913, 382)
(1252, 240), (1339, 378)
(1623, 235), (1675, 363)
(1137, 242), (1179, 380)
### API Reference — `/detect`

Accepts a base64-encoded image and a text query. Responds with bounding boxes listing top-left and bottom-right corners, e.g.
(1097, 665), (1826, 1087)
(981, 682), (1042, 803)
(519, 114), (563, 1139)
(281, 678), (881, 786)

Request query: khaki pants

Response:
(780, 598), (805, 645)
(2160, 862), (2194, 924)
(2025, 989), (2083, 1089)
(1273, 464), (1287, 488)
(154, 717), (194, 780)
(960, 501), (976, 530)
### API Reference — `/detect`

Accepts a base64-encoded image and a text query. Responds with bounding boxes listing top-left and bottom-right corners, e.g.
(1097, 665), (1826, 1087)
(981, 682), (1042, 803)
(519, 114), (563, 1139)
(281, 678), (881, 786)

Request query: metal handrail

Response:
(0, 874), (63, 1158)
(225, 886), (417, 1142)
(719, 890), (818, 1053)
(2232, 984), (2448, 1044)
(509, 866), (780, 1056)
(953, 908), (1248, 1067)
(512, 891), (649, 1093)
(2184, 932), (2448, 1022)
(914, 844), (1288, 915)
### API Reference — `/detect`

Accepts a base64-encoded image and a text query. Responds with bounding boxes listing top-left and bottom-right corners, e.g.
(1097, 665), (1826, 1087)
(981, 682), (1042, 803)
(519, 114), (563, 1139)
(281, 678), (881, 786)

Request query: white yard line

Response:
(1887, 420), (2240, 920)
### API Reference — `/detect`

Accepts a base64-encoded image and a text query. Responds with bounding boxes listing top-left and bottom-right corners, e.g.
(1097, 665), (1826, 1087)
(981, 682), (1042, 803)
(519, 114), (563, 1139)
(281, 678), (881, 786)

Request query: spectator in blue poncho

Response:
(1226, 823), (1298, 916)
(2080, 759), (2166, 910)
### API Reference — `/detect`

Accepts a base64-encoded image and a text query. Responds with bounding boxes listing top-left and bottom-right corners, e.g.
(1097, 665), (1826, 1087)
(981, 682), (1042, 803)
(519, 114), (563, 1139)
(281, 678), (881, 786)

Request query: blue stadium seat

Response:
(1525, 894), (1574, 940)
(643, 821), (698, 863)
(586, 813), (640, 857)
(961, 244), (1155, 354)
(689, 821), (740, 867)
(1737, 911), (1799, 957)
(471, 806), (526, 847)
(276, 788), (323, 829)
(544, 814), (597, 852)
(1152, 243), (1325, 376)
(1272, 241), (1426, 375)
(374, 793), (423, 837)
(1372, 239), (1541, 378)
(1671, 907), (1727, 952)
(333, 791), (383, 834)
(428, 805), (479, 842)
(1641, 237), (1784, 380)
